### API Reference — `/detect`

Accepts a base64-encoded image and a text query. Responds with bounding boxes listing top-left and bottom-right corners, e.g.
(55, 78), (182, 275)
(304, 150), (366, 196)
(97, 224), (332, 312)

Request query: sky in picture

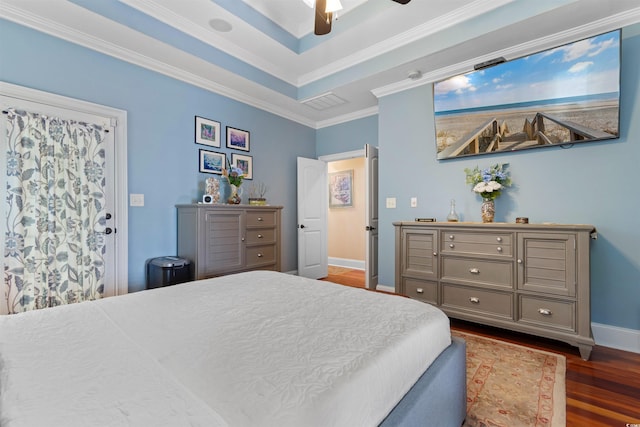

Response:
(434, 30), (620, 113)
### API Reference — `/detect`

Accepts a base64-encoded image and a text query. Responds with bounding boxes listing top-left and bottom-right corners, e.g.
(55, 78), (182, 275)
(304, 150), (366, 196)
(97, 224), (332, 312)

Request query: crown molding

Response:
(373, 6), (640, 99)
(120, 0), (300, 86)
(0, 2), (316, 128)
(297, 0), (514, 86)
(315, 106), (378, 129)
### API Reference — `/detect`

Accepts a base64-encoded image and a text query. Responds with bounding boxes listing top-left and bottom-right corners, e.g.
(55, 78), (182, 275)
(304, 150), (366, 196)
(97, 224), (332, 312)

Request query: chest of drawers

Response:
(177, 204), (282, 279)
(394, 221), (596, 360)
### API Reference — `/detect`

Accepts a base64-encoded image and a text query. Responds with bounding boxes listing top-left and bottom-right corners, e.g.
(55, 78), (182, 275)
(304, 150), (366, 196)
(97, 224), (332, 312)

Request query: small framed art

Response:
(195, 116), (221, 147)
(226, 126), (250, 151)
(199, 149), (226, 175)
(232, 153), (253, 180)
(329, 170), (353, 208)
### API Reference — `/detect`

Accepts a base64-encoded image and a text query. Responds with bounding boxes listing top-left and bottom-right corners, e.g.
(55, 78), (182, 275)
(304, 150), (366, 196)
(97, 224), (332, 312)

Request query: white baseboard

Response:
(328, 257), (365, 270)
(592, 322), (640, 354)
(376, 284), (395, 293)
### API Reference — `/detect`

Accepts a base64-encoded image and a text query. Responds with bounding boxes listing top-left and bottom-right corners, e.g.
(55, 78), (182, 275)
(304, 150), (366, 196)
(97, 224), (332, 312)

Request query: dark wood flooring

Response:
(321, 268), (640, 426)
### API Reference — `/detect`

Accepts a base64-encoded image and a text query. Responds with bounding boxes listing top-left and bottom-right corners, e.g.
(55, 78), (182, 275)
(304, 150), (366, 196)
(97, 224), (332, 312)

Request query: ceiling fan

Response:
(307, 0), (412, 36)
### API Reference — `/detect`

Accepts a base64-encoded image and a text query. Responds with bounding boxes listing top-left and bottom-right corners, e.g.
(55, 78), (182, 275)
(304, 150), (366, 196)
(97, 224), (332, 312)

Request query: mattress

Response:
(0, 270), (451, 427)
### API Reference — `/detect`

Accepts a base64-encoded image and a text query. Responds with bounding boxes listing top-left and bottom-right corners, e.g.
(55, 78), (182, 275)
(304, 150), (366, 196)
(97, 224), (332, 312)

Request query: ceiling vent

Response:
(302, 92), (347, 111)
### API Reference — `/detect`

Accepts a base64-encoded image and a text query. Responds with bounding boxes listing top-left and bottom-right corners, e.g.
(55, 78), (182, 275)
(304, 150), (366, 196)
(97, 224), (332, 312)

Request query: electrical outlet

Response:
(386, 197), (396, 209)
(411, 197), (418, 208)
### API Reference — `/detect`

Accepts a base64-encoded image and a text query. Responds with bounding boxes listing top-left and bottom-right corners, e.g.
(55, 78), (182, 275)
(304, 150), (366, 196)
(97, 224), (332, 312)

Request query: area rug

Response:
(452, 330), (566, 427)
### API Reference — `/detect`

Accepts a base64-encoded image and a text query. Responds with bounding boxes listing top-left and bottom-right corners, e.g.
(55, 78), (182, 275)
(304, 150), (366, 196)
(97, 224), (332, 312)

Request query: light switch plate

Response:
(386, 197), (396, 208)
(411, 197), (418, 207)
(130, 193), (144, 207)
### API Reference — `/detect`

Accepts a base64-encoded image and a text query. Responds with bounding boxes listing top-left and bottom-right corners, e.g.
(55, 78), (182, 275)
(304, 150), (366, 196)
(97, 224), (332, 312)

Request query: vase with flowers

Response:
(223, 159), (245, 204)
(464, 163), (512, 223)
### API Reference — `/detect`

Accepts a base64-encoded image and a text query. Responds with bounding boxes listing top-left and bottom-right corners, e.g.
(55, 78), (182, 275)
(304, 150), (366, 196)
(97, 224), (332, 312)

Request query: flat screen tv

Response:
(433, 29), (620, 160)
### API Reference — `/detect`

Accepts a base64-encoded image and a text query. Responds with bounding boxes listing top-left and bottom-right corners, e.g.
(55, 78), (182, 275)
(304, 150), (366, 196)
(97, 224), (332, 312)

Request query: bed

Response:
(0, 270), (466, 427)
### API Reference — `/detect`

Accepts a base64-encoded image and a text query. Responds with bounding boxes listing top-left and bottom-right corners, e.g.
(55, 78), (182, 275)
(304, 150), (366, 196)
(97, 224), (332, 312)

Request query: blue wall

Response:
(316, 115), (379, 156)
(320, 24), (640, 332)
(0, 19), (316, 291)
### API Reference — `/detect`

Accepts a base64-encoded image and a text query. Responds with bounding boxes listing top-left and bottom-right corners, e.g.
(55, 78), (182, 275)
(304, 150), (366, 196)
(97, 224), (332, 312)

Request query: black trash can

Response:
(146, 256), (193, 289)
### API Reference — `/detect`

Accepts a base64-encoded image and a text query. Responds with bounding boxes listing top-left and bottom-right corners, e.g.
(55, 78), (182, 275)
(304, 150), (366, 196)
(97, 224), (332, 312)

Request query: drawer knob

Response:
(449, 243), (455, 249)
(517, 259), (523, 264)
(257, 253), (263, 258)
(449, 235), (454, 240)
(538, 308), (552, 316)
(469, 268), (480, 274)
(241, 237), (245, 242)
(416, 288), (424, 294)
(433, 251), (437, 256)
(497, 246), (503, 252)
(257, 217), (263, 221)
(496, 237), (502, 242)
(258, 234), (263, 238)
(469, 297), (480, 304)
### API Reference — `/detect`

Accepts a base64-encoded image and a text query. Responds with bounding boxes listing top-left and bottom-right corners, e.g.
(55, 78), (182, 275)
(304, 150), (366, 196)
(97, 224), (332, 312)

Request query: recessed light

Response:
(209, 18), (232, 32)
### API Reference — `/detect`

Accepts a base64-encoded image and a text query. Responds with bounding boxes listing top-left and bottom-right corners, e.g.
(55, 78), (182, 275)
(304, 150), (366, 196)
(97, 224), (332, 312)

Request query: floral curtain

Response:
(3, 109), (107, 314)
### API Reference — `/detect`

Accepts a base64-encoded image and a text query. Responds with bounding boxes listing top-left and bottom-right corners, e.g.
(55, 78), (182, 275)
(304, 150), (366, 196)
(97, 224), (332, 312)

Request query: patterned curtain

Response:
(3, 109), (107, 313)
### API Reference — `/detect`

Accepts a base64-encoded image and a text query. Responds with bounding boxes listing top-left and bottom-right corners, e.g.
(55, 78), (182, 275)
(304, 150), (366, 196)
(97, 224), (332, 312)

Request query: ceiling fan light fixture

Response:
(325, 0), (343, 13)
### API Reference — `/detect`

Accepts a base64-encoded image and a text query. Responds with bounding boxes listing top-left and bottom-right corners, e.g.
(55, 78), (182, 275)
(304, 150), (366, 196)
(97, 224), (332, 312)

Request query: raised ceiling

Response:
(2, 0), (640, 128)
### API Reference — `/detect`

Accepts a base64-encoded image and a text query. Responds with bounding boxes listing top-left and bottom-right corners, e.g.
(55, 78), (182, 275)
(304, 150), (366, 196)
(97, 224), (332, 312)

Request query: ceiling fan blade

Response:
(314, 0), (332, 35)
(391, 0), (411, 4)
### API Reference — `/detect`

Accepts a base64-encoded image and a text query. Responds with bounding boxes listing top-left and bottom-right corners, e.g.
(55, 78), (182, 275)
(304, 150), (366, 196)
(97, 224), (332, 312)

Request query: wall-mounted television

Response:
(433, 29), (620, 160)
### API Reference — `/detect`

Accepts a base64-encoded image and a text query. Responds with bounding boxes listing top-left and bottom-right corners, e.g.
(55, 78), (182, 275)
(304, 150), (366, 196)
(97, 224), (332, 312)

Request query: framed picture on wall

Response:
(232, 153), (253, 180)
(329, 170), (353, 208)
(199, 149), (226, 174)
(226, 126), (250, 151)
(195, 116), (221, 147)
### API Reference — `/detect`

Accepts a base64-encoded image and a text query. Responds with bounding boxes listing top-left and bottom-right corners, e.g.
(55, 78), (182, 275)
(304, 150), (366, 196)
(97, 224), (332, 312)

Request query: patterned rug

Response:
(453, 331), (566, 427)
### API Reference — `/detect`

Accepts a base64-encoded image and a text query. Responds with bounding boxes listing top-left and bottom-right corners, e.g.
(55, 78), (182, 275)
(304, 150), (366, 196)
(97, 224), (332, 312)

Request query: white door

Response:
(297, 157), (328, 279)
(0, 92), (123, 304)
(365, 144), (379, 290)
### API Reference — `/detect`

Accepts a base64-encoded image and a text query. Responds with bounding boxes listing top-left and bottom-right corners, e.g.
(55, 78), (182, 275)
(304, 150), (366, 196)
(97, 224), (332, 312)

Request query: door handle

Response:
(298, 224), (306, 229)
(366, 226), (376, 231)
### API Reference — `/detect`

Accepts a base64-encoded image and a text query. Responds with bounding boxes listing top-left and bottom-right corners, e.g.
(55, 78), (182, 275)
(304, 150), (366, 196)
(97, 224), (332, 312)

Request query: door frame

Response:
(318, 148), (372, 280)
(0, 81), (129, 296)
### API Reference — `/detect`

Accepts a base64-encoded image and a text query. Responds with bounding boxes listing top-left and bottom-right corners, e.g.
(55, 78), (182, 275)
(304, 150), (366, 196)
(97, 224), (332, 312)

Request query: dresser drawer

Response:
(246, 211), (277, 227)
(246, 229), (276, 244)
(519, 295), (575, 332)
(442, 231), (512, 256)
(246, 245), (276, 267)
(403, 278), (438, 304)
(442, 257), (513, 289)
(442, 284), (513, 319)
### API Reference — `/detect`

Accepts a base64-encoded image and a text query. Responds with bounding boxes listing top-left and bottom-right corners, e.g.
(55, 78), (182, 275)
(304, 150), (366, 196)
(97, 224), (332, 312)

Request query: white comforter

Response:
(0, 271), (451, 427)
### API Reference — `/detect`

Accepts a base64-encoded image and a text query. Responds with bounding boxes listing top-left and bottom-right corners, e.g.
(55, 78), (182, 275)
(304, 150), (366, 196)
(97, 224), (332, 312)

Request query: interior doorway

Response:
(327, 157), (366, 271)
(298, 147), (378, 288)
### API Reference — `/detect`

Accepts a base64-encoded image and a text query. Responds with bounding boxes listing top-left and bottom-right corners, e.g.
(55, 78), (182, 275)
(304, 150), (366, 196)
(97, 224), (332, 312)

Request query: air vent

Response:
(301, 92), (347, 111)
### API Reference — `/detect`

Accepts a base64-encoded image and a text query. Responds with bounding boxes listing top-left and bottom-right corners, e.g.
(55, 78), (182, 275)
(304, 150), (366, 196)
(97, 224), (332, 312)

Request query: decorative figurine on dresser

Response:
(204, 177), (220, 204)
(394, 220), (597, 360)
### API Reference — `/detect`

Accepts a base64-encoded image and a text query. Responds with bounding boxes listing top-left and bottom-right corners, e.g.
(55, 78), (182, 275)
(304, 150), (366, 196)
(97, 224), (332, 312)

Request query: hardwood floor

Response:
(322, 268), (640, 426)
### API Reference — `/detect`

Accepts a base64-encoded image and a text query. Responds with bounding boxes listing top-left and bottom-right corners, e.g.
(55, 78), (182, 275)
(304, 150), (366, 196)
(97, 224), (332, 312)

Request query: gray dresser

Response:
(177, 204), (282, 279)
(394, 221), (596, 359)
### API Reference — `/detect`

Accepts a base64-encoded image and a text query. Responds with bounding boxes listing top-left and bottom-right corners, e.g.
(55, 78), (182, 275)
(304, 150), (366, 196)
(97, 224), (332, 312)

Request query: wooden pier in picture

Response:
(438, 112), (614, 158)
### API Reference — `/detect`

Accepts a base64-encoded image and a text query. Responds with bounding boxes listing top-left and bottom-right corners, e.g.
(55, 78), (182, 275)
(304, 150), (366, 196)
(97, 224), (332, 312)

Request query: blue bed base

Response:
(380, 337), (467, 427)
